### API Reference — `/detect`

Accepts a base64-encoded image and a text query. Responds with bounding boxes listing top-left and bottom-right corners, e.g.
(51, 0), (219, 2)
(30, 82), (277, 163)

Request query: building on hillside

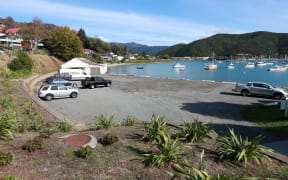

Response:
(60, 57), (108, 75)
(0, 24), (23, 49)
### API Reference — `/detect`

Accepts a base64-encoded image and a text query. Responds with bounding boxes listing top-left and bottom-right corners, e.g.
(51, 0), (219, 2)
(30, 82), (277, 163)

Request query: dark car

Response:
(81, 76), (112, 89)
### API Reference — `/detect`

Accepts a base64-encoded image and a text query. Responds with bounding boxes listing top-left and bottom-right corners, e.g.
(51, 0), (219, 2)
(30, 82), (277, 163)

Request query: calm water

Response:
(108, 60), (288, 87)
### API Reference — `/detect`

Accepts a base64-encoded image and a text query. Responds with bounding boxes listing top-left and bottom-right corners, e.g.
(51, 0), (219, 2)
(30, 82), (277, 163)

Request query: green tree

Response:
(77, 28), (90, 49)
(111, 44), (125, 55)
(89, 38), (111, 54)
(8, 51), (33, 71)
(44, 26), (83, 61)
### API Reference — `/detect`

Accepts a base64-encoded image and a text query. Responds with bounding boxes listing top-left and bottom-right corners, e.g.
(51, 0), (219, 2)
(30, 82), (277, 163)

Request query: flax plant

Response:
(142, 114), (168, 142)
(216, 128), (273, 167)
(180, 118), (214, 143)
(143, 131), (182, 167)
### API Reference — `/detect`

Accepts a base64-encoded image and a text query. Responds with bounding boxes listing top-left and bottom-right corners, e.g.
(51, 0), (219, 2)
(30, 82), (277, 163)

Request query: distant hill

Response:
(158, 31), (288, 58)
(109, 42), (168, 55)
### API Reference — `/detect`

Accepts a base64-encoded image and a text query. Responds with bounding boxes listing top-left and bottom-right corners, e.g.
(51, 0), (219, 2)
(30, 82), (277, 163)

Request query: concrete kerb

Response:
(22, 72), (86, 131)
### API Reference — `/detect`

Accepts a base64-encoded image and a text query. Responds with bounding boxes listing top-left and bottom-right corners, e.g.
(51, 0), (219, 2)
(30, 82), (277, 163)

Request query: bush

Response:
(100, 134), (119, 145)
(92, 114), (115, 129)
(0, 110), (17, 140)
(121, 116), (137, 126)
(0, 150), (14, 166)
(39, 128), (55, 138)
(55, 120), (73, 132)
(180, 118), (214, 143)
(142, 114), (168, 142)
(74, 146), (93, 158)
(8, 51), (33, 71)
(216, 128), (272, 167)
(143, 132), (182, 167)
(22, 137), (44, 152)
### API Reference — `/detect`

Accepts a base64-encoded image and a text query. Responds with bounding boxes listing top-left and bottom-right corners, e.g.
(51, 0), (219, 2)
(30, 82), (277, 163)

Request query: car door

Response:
(250, 83), (272, 96)
(58, 86), (69, 97)
(50, 85), (61, 97)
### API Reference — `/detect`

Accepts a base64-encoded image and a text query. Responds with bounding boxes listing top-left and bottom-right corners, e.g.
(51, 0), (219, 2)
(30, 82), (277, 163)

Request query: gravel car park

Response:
(42, 74), (277, 133)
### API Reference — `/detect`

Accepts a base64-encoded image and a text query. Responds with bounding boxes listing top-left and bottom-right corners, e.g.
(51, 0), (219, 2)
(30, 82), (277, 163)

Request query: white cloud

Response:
(1, 0), (247, 45)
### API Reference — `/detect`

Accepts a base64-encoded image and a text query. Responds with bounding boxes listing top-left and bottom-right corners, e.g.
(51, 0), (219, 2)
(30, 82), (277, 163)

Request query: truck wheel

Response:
(70, 92), (77, 98)
(45, 94), (53, 101)
(90, 84), (95, 89)
(241, 90), (249, 97)
(273, 93), (283, 100)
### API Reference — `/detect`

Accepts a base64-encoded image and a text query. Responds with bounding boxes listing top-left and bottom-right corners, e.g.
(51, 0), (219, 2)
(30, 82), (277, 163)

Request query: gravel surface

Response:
(35, 74), (283, 141)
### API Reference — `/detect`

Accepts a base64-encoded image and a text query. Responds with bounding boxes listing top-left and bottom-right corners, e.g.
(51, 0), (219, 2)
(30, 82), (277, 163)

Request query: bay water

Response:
(108, 60), (288, 87)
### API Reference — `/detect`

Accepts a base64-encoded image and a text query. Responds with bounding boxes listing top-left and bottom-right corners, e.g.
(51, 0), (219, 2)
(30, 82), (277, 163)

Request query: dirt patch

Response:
(62, 134), (91, 147)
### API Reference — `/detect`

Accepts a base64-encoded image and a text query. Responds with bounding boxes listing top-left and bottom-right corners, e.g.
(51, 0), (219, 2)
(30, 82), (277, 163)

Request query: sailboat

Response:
(204, 52), (217, 70)
(227, 61), (235, 69)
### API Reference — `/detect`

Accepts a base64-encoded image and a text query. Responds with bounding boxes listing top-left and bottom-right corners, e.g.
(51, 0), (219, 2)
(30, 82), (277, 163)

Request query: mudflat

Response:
(45, 74), (280, 141)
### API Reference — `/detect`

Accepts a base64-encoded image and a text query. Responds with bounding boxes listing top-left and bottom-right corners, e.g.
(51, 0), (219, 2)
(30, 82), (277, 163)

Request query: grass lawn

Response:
(241, 105), (288, 138)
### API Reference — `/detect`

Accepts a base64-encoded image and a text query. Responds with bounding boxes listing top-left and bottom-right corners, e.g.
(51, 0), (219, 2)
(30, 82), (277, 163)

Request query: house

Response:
(60, 57), (108, 75)
(84, 49), (95, 57)
(0, 25), (23, 49)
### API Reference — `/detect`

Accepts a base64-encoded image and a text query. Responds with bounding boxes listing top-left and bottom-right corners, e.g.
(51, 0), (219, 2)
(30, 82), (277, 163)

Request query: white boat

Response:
(173, 63), (185, 69)
(255, 61), (267, 66)
(204, 52), (217, 70)
(204, 63), (217, 70)
(244, 62), (255, 68)
(227, 62), (235, 69)
(268, 65), (287, 72)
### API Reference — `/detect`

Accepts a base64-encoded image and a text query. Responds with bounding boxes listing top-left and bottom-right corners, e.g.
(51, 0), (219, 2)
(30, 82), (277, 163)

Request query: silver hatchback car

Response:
(38, 84), (79, 101)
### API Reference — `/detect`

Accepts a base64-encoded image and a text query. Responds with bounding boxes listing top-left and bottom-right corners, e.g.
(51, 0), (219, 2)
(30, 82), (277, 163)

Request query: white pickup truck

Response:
(232, 82), (288, 100)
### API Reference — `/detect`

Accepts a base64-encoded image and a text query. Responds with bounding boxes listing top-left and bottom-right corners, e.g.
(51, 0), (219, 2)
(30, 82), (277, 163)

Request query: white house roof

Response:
(61, 58), (104, 69)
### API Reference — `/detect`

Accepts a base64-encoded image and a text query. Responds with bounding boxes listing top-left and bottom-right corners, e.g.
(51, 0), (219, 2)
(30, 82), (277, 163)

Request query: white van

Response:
(59, 69), (91, 81)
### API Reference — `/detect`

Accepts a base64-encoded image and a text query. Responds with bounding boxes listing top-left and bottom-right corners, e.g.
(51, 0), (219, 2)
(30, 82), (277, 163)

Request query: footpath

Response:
(22, 73), (288, 163)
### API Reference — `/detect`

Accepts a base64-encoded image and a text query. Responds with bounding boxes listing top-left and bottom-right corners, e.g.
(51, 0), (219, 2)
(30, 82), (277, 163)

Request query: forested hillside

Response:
(158, 31), (288, 58)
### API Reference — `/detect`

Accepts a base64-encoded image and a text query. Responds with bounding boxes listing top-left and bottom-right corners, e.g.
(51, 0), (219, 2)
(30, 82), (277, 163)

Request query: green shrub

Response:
(39, 128), (55, 138)
(0, 150), (14, 166)
(0, 175), (16, 180)
(143, 132), (182, 167)
(142, 114), (168, 142)
(180, 118), (214, 143)
(8, 51), (33, 71)
(55, 120), (73, 132)
(92, 114), (115, 129)
(216, 128), (272, 167)
(74, 146), (93, 158)
(121, 116), (137, 126)
(0, 110), (17, 140)
(22, 137), (44, 152)
(100, 134), (119, 145)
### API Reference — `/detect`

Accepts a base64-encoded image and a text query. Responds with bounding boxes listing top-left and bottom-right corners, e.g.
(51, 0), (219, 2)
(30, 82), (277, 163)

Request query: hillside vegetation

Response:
(158, 31), (288, 58)
(0, 54), (62, 73)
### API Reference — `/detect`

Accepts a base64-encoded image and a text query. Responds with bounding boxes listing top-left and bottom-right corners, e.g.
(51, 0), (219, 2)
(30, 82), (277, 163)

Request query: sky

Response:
(1, 0), (288, 46)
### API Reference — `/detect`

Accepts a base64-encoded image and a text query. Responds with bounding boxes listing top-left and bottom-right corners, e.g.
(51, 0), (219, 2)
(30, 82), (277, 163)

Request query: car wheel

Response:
(70, 92), (77, 98)
(90, 84), (95, 89)
(273, 93), (283, 100)
(45, 94), (53, 101)
(241, 90), (249, 97)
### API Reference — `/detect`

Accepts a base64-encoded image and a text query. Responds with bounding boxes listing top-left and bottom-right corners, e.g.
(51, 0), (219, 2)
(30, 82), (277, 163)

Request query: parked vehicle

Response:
(81, 76), (112, 89)
(232, 82), (288, 100)
(59, 68), (91, 80)
(38, 84), (79, 101)
(45, 76), (70, 85)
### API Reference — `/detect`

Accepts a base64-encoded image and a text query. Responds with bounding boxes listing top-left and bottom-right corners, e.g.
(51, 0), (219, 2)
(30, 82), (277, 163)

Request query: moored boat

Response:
(173, 63), (185, 69)
(255, 61), (267, 66)
(204, 63), (217, 70)
(227, 61), (235, 69)
(268, 65), (287, 72)
(244, 62), (255, 68)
